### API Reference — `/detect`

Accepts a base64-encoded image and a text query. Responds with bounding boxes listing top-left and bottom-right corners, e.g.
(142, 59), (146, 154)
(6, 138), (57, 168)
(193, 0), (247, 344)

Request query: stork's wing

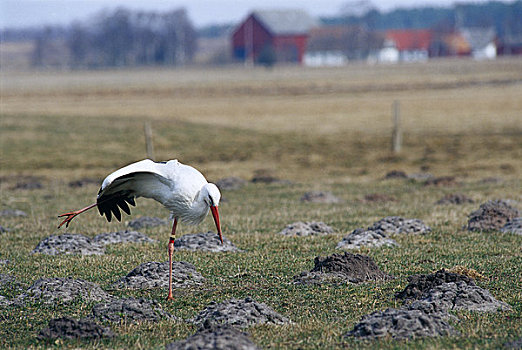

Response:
(96, 159), (175, 222)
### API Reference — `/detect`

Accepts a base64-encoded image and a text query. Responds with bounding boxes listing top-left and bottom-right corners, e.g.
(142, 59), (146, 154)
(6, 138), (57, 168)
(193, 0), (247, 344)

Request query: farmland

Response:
(1, 58), (521, 349)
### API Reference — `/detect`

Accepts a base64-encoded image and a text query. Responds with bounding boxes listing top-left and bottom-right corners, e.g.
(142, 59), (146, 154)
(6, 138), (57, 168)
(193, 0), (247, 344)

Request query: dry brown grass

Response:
(2, 58), (521, 184)
(2, 59), (522, 134)
(448, 265), (487, 281)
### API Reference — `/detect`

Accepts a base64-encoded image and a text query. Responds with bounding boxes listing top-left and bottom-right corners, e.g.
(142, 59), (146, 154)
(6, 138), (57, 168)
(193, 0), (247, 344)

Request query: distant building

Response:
(441, 33), (470, 56)
(497, 34), (522, 56)
(304, 25), (384, 66)
(231, 9), (317, 65)
(427, 32), (470, 58)
(376, 38), (399, 63)
(304, 26), (350, 66)
(304, 51), (347, 66)
(460, 27), (496, 60)
(380, 29), (433, 62)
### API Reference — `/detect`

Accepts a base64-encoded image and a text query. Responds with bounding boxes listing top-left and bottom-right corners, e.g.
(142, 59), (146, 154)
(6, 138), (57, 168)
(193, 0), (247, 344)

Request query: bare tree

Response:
(68, 22), (89, 68)
(32, 26), (69, 67)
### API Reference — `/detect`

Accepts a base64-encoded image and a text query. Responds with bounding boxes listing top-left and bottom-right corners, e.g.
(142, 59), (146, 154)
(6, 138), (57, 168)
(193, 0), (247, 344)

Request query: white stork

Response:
(57, 159), (223, 300)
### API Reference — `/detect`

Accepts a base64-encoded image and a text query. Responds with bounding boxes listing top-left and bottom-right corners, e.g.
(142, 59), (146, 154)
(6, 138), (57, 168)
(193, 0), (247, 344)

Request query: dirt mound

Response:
(68, 177), (100, 188)
(127, 216), (168, 229)
(279, 221), (334, 236)
(500, 217), (522, 235)
(396, 269), (511, 313)
(190, 297), (291, 328)
(384, 170), (408, 179)
(112, 261), (204, 289)
(31, 234), (105, 256)
(33, 231), (156, 255)
(345, 307), (457, 340)
(436, 193), (474, 205)
(294, 252), (393, 285)
(336, 228), (398, 250)
(174, 232), (241, 252)
(480, 177), (502, 184)
(369, 216), (431, 235)
(419, 282), (512, 312)
(215, 177), (247, 191)
(300, 191), (342, 204)
(251, 175), (289, 184)
(18, 278), (113, 305)
(337, 216), (430, 250)
(38, 317), (114, 340)
(311, 253), (392, 280)
(396, 269), (475, 301)
(408, 173), (434, 181)
(91, 297), (176, 323)
(467, 200), (519, 232)
(0, 209), (27, 217)
(251, 169), (291, 185)
(166, 321), (260, 350)
(424, 176), (457, 187)
(361, 193), (397, 203)
(92, 230), (156, 245)
(12, 179), (43, 190)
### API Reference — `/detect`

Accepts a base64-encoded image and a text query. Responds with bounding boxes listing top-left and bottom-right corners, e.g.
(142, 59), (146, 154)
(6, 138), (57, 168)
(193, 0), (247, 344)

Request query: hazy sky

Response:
(0, 0), (502, 29)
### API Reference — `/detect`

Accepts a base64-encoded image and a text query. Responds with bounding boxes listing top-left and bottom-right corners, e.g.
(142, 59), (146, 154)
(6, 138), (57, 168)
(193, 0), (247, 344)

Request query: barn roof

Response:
(386, 29), (433, 51)
(252, 9), (317, 35)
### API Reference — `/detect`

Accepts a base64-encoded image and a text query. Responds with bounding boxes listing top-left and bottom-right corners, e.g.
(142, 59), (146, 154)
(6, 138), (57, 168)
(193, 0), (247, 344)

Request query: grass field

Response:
(1, 58), (521, 349)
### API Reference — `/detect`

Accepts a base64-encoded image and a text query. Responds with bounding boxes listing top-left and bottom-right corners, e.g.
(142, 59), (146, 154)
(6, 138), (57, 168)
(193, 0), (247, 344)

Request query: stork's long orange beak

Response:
(210, 205), (223, 244)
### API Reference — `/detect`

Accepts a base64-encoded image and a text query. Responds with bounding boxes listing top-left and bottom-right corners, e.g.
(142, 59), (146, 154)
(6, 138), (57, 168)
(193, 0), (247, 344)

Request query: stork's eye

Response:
(208, 196), (214, 206)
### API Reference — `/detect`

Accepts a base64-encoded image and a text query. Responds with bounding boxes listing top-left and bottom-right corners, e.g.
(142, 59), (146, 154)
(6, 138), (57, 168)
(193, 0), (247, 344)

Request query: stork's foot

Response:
(57, 211), (82, 228)
(166, 294), (174, 301)
(57, 203), (97, 229)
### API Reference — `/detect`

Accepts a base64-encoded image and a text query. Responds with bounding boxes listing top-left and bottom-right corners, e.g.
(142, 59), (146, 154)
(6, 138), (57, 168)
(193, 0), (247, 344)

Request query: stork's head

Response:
(202, 183), (223, 244)
(203, 183), (221, 207)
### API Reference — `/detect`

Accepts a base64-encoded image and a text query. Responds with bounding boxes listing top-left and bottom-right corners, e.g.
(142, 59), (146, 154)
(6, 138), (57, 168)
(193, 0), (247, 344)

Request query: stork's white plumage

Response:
(58, 159), (223, 300)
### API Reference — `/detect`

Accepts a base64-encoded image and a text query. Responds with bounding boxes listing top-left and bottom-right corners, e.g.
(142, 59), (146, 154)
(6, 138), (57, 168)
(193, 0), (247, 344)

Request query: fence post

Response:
(392, 100), (402, 154)
(144, 121), (155, 161)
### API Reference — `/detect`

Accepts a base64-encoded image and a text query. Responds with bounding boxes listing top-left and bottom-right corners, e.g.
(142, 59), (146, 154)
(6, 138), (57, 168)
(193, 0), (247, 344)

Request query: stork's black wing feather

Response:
(97, 189), (136, 222)
(111, 205), (121, 222)
(119, 200), (131, 215)
(96, 170), (168, 223)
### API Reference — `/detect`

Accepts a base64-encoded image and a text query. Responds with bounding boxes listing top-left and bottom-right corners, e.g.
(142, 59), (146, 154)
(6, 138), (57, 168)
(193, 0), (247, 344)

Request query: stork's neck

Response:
(176, 183), (219, 225)
(194, 190), (207, 208)
(185, 190), (209, 224)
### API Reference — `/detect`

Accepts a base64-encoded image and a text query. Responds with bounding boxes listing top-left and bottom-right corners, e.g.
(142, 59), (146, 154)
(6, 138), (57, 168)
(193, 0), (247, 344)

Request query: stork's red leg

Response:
(166, 217), (178, 301)
(57, 203), (98, 228)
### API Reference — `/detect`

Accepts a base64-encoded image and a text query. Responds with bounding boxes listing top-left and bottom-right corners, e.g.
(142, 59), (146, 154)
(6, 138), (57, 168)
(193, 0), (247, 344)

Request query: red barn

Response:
(385, 29), (433, 61)
(231, 9), (317, 64)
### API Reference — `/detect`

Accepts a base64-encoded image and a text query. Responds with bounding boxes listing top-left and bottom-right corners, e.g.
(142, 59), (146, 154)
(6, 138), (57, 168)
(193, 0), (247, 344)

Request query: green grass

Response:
(1, 176), (521, 349)
(1, 61), (521, 349)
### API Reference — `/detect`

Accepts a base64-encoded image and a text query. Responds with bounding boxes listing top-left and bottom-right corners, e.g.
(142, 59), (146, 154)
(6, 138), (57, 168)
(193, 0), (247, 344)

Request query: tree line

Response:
(321, 0), (522, 37)
(1, 1), (520, 68)
(31, 7), (196, 68)
(194, 1), (521, 39)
